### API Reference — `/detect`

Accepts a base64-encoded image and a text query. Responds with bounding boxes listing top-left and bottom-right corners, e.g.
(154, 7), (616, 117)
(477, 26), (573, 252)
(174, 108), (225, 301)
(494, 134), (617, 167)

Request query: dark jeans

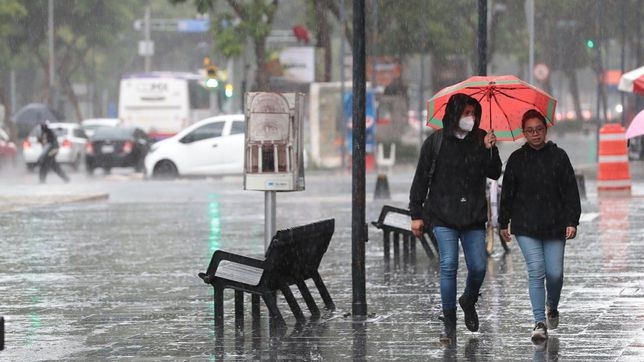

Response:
(39, 148), (69, 183)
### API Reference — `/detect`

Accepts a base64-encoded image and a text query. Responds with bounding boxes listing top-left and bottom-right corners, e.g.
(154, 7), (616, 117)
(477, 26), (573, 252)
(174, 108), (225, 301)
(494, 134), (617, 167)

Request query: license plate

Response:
(102, 145), (114, 153)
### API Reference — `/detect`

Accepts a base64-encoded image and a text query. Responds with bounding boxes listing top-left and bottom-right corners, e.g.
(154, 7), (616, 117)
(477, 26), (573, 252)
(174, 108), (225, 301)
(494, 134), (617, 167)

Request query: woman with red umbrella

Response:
(409, 93), (502, 344)
(499, 109), (581, 343)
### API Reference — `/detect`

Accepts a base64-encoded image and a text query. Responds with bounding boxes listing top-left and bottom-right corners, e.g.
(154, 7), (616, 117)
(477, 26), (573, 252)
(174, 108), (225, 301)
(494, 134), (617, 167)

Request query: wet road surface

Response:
(1, 147), (644, 360)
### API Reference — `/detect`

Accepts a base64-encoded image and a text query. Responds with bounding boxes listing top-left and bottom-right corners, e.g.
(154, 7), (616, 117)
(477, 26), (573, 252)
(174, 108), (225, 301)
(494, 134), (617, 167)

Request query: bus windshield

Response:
(118, 72), (211, 140)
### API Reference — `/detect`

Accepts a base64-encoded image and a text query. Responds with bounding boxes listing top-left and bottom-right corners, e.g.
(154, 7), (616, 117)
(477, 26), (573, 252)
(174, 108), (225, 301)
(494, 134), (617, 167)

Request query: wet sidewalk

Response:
(0, 166), (643, 361)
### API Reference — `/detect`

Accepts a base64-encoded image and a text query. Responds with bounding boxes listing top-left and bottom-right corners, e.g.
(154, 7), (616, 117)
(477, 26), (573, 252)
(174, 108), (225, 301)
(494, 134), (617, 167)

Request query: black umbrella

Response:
(12, 103), (63, 139)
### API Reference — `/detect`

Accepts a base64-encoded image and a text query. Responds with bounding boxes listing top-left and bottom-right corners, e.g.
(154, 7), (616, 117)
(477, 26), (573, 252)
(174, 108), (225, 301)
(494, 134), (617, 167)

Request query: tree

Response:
(6, 0), (133, 122)
(171, 0), (279, 91)
(0, 0), (27, 140)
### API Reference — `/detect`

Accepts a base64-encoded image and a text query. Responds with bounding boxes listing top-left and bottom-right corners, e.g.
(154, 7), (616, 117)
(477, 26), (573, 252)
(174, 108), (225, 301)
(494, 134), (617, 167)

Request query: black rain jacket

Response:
(409, 128), (502, 230)
(498, 141), (581, 240)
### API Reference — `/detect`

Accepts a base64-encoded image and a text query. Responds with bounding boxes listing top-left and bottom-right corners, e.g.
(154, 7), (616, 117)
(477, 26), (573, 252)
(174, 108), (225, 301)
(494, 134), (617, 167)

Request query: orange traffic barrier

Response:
(597, 123), (631, 193)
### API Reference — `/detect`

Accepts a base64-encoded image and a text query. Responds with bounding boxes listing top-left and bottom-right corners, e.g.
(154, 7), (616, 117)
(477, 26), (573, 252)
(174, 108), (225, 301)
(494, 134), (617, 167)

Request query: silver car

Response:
(22, 122), (89, 171)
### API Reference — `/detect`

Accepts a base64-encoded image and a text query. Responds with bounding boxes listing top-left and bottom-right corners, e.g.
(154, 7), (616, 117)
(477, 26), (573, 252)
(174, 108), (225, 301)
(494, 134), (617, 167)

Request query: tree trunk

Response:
(61, 75), (83, 122)
(254, 36), (269, 91)
(568, 70), (582, 119)
(315, 0), (332, 82)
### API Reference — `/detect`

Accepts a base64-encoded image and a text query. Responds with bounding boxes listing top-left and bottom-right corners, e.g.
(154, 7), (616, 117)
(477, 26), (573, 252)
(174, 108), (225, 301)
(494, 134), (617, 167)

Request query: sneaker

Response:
(459, 294), (479, 332)
(531, 322), (548, 342)
(546, 306), (559, 329)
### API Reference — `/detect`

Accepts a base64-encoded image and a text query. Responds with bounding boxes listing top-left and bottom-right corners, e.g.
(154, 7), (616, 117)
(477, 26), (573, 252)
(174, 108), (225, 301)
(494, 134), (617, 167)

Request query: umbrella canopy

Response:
(618, 65), (644, 95)
(11, 103), (62, 139)
(626, 109), (644, 139)
(426, 75), (557, 141)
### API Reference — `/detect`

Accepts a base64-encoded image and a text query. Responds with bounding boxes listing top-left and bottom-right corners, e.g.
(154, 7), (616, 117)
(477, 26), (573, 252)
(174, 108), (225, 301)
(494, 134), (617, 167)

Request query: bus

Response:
(118, 72), (211, 140)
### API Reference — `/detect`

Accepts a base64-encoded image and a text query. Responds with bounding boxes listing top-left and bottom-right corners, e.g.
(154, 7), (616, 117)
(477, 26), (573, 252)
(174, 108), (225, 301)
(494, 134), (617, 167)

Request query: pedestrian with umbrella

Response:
(409, 93), (502, 344)
(38, 122), (70, 184)
(498, 109), (581, 343)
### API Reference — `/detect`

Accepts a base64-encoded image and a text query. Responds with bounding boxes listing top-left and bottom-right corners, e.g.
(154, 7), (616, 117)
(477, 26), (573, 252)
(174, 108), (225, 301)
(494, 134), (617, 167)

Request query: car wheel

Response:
(153, 160), (178, 180)
(104, 167), (111, 174)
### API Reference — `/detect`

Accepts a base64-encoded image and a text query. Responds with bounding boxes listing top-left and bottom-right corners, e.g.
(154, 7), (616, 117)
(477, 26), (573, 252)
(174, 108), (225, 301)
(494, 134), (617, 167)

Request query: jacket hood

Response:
(442, 93), (482, 137)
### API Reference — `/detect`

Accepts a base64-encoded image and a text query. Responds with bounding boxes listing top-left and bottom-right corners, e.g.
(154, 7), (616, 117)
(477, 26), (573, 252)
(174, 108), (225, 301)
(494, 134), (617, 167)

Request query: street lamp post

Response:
(48, 0), (56, 107)
(351, 0), (367, 319)
(477, 0), (487, 76)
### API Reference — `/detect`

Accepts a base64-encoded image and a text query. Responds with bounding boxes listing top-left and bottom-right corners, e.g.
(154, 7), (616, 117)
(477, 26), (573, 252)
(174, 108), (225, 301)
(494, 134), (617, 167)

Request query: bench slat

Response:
(215, 260), (264, 286)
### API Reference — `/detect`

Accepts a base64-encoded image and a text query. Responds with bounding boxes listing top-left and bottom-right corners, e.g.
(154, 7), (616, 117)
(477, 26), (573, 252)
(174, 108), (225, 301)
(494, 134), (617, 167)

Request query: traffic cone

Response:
(597, 123), (631, 195)
(374, 173), (391, 199)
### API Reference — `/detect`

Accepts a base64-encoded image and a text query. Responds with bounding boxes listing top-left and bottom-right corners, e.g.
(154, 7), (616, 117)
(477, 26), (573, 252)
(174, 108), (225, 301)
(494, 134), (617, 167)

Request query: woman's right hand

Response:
(411, 219), (424, 237)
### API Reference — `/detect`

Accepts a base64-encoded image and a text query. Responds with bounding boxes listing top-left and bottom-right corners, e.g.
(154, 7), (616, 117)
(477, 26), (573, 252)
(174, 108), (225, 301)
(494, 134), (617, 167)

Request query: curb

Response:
(0, 192), (109, 213)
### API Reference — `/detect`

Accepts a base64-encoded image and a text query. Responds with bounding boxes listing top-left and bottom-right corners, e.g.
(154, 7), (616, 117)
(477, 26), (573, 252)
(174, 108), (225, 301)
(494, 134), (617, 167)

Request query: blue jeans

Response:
(433, 226), (487, 310)
(515, 235), (566, 323)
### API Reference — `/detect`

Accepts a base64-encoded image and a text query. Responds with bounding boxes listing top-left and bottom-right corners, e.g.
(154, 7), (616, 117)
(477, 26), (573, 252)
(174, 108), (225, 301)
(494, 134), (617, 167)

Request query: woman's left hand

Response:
(484, 131), (497, 149)
(565, 226), (577, 239)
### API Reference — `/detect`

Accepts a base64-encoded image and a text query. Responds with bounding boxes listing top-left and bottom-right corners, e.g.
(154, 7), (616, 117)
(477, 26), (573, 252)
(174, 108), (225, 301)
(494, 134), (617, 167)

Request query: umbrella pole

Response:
(488, 90), (493, 156)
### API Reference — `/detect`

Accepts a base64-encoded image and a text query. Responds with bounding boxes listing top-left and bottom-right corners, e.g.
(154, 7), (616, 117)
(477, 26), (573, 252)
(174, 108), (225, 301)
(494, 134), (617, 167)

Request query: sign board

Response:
(278, 47), (316, 83)
(244, 92), (305, 191)
(534, 63), (549, 81)
(138, 40), (154, 56)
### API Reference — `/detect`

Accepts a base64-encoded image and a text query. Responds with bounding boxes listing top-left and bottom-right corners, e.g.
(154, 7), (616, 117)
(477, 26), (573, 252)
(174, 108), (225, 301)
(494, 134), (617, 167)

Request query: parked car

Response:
(0, 128), (18, 167)
(22, 122), (88, 171)
(81, 118), (121, 138)
(86, 127), (151, 175)
(144, 114), (245, 179)
(628, 136), (644, 161)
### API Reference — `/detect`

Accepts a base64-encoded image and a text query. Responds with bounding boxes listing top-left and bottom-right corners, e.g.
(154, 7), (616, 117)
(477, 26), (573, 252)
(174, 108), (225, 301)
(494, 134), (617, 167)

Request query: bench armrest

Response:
(200, 250), (265, 283)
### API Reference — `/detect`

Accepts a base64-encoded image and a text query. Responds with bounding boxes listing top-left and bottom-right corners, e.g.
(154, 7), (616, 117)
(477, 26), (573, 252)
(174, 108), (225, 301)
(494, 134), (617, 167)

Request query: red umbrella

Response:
(426, 75), (557, 141)
(618, 65), (644, 95)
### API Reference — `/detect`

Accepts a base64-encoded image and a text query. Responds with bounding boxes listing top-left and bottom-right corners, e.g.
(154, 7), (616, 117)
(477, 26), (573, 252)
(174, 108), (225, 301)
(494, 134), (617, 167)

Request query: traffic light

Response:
(224, 83), (233, 98)
(585, 39), (595, 49)
(205, 65), (219, 88)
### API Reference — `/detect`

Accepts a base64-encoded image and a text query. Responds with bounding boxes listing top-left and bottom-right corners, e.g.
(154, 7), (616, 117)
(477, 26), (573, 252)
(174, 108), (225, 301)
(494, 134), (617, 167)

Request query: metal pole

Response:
(352, 0), (367, 318)
(10, 70), (16, 114)
(620, 0), (625, 126)
(264, 191), (276, 251)
(340, 0), (347, 169)
(477, 0), (488, 76)
(144, 4), (151, 72)
(48, 0), (55, 106)
(526, 0), (535, 84)
(371, 0), (378, 89)
(418, 54), (425, 150)
(636, 2), (643, 113)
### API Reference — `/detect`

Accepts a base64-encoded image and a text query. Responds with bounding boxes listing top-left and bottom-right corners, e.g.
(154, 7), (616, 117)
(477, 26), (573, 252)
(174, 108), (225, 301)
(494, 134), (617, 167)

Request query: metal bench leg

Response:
(297, 280), (320, 318)
(214, 284), (224, 331)
(261, 292), (285, 326)
(280, 283), (306, 323)
(312, 271), (335, 310)
(251, 294), (261, 330)
(383, 230), (391, 261)
(393, 232), (400, 266)
(409, 234), (416, 261)
(235, 290), (244, 330)
(403, 233), (410, 264)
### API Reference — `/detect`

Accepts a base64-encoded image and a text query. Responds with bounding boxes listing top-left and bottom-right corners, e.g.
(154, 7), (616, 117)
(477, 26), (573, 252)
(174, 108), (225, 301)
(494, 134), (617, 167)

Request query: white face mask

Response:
(458, 116), (475, 132)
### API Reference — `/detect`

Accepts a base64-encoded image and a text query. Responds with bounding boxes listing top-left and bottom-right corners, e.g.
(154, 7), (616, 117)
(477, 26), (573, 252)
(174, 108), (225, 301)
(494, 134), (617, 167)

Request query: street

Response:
(1, 131), (644, 361)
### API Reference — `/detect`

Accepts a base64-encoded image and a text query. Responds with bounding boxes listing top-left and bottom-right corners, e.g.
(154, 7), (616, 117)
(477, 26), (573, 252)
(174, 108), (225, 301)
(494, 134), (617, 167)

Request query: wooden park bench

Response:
(198, 218), (336, 329)
(371, 205), (439, 262)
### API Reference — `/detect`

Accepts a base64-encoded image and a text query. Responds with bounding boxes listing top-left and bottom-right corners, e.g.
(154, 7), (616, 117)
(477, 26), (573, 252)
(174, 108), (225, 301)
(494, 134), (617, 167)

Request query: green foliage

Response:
(0, 0), (26, 68)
